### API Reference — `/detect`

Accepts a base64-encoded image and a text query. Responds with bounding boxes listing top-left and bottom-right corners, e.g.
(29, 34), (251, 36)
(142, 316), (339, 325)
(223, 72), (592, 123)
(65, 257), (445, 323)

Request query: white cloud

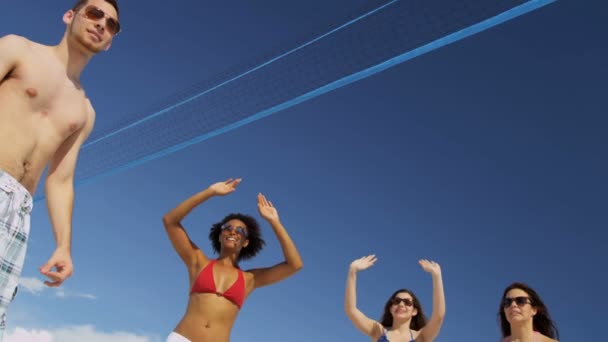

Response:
(4, 328), (52, 342)
(5, 325), (157, 342)
(18, 277), (96, 300)
(17, 278), (45, 295)
(75, 293), (97, 300)
(54, 290), (97, 300)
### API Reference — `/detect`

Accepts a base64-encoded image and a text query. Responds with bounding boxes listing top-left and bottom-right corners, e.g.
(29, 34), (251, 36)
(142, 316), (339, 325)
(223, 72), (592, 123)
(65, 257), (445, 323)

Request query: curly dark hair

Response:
(208, 213), (265, 261)
(498, 282), (559, 339)
(380, 289), (427, 330)
(72, 0), (120, 17)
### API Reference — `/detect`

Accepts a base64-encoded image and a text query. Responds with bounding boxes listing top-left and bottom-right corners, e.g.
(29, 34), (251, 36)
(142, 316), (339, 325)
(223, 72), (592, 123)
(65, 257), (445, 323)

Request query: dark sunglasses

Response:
(221, 223), (248, 238)
(390, 297), (414, 307)
(80, 5), (121, 35)
(502, 296), (532, 308)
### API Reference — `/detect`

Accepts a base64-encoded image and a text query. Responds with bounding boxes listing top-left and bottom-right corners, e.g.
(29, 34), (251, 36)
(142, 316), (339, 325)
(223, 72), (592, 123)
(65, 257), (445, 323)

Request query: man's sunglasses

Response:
(221, 224), (248, 238)
(80, 5), (121, 36)
(502, 296), (532, 308)
(390, 297), (414, 307)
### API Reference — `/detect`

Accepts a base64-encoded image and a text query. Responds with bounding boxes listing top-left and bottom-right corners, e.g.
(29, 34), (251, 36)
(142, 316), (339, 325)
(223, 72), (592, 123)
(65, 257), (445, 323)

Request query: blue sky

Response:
(2, 0), (606, 341)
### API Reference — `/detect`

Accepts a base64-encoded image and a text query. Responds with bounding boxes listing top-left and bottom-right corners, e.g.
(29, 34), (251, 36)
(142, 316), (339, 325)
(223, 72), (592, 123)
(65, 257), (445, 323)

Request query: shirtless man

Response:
(0, 0), (120, 337)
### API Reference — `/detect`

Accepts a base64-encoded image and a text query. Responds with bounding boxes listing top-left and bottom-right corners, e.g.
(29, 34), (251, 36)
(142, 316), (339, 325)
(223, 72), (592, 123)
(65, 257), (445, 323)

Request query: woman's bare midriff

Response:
(173, 294), (240, 342)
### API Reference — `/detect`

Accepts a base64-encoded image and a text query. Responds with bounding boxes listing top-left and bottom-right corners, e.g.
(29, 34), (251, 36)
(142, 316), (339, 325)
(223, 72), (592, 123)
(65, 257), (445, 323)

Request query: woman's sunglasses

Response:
(390, 297), (414, 307)
(221, 223), (248, 238)
(80, 5), (121, 36)
(502, 296), (532, 308)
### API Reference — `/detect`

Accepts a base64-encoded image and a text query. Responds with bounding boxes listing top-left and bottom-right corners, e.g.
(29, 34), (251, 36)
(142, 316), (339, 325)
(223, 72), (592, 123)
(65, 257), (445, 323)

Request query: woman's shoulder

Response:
(540, 335), (559, 342)
(370, 322), (386, 341)
(499, 334), (557, 342)
(410, 328), (420, 338)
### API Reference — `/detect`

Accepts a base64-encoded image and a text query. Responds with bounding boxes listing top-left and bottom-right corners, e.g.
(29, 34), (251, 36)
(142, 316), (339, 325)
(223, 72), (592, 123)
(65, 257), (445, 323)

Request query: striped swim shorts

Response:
(0, 169), (33, 340)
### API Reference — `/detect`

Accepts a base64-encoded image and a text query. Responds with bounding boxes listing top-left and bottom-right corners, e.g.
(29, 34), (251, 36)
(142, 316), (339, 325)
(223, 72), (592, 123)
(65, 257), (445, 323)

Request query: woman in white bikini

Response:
(344, 255), (445, 341)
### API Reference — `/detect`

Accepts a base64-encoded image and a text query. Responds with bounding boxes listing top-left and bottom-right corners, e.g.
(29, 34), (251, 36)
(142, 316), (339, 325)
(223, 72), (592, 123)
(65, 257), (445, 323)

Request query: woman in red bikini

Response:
(499, 282), (559, 342)
(162, 178), (303, 342)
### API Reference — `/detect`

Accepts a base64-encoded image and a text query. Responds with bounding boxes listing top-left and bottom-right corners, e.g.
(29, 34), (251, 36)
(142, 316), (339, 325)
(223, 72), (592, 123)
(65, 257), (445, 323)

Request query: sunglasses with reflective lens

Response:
(80, 5), (121, 35)
(221, 223), (248, 238)
(390, 297), (414, 307)
(502, 296), (532, 308)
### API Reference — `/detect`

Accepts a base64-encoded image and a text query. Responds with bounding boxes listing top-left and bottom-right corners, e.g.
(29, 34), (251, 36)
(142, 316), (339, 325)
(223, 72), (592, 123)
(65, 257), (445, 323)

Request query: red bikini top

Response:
(190, 259), (245, 309)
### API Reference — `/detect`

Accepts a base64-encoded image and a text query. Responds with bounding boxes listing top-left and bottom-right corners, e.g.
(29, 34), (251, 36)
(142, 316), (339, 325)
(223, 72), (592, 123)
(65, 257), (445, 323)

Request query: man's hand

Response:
(39, 248), (73, 287)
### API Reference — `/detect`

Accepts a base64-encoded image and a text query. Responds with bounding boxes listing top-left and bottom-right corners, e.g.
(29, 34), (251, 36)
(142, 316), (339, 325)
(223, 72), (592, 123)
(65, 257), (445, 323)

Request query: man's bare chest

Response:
(13, 61), (90, 135)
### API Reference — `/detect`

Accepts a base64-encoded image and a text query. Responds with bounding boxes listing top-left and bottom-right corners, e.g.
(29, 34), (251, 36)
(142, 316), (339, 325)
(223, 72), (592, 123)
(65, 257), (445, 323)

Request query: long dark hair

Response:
(380, 289), (427, 330)
(498, 282), (559, 339)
